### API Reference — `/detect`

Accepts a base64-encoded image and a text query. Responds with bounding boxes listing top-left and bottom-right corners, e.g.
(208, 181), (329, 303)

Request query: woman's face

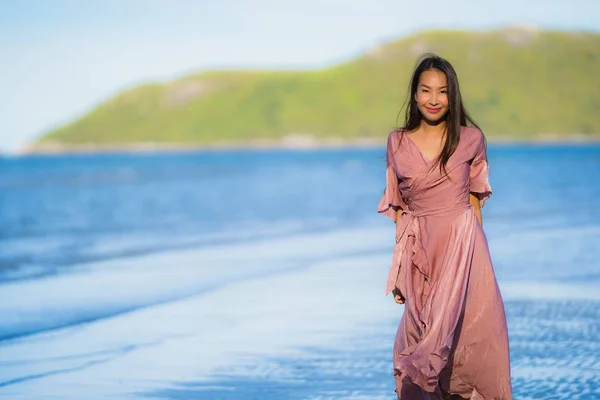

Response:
(415, 68), (449, 123)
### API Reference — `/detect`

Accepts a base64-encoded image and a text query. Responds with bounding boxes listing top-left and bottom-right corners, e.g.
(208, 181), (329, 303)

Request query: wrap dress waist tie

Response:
(385, 204), (473, 298)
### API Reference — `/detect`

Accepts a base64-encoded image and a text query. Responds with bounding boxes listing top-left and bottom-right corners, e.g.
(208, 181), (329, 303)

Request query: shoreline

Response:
(15, 133), (600, 156)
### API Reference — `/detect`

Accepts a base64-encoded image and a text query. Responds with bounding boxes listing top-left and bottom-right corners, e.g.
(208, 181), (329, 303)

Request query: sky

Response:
(1, 0), (599, 153)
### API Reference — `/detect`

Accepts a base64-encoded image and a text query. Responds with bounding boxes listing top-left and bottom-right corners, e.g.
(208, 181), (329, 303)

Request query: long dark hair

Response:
(398, 53), (482, 173)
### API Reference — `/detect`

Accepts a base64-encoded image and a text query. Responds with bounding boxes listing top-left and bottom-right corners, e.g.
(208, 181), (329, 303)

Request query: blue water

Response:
(1, 143), (600, 399)
(0, 149), (384, 282)
(3, 145), (598, 283)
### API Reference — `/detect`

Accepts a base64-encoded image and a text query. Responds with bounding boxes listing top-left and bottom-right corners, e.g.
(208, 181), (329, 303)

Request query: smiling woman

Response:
(378, 54), (511, 399)
(415, 69), (449, 129)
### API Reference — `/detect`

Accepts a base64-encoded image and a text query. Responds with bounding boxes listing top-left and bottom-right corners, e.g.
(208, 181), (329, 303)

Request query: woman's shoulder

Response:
(460, 125), (485, 147)
(388, 128), (405, 137)
(460, 126), (487, 161)
(385, 129), (409, 162)
(461, 125), (484, 138)
(386, 128), (405, 146)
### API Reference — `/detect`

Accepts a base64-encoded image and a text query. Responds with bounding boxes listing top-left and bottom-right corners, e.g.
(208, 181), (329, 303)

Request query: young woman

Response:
(378, 54), (512, 399)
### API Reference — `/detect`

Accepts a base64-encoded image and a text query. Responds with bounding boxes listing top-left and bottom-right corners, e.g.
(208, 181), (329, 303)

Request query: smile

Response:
(425, 107), (442, 114)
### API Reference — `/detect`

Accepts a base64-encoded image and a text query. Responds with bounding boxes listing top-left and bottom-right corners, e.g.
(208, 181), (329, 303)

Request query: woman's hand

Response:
(469, 193), (483, 227)
(392, 288), (405, 304)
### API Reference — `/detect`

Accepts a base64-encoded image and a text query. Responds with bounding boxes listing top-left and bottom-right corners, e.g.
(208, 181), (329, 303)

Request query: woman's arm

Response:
(395, 208), (403, 224)
(469, 193), (483, 226)
(392, 209), (406, 304)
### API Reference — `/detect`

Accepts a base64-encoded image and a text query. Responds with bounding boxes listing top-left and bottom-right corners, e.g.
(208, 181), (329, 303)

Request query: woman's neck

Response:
(419, 120), (446, 137)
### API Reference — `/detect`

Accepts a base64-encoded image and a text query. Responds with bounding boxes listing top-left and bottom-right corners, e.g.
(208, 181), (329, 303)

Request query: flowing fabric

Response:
(378, 127), (512, 400)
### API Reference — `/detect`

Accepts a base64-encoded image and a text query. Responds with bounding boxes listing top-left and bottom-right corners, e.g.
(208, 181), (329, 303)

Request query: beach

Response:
(1, 144), (599, 399)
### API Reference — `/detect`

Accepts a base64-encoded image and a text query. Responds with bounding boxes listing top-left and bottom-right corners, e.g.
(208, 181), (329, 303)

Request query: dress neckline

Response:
(402, 131), (441, 164)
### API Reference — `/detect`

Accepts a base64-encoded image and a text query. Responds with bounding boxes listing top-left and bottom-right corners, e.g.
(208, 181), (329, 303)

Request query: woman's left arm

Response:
(470, 193), (483, 226)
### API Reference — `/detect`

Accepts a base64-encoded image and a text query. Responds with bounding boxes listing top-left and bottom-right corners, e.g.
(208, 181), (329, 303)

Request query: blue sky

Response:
(1, 0), (599, 152)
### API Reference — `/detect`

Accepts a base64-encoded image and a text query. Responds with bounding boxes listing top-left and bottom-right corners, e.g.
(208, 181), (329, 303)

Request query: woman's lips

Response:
(426, 107), (442, 114)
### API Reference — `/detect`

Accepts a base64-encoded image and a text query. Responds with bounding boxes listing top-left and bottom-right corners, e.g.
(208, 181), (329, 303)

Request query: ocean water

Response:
(0, 143), (599, 399)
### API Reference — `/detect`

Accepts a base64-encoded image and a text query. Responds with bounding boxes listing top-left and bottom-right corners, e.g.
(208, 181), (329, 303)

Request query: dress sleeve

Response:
(377, 132), (404, 221)
(469, 130), (492, 207)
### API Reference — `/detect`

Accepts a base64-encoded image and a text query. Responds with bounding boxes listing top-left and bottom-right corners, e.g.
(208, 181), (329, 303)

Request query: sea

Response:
(0, 143), (599, 399)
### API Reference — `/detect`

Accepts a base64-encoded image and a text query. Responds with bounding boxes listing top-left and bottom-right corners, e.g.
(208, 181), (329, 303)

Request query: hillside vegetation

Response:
(36, 27), (600, 148)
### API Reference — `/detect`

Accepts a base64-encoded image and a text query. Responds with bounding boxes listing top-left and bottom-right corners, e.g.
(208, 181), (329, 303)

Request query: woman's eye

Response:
(421, 89), (429, 93)
(440, 90), (447, 94)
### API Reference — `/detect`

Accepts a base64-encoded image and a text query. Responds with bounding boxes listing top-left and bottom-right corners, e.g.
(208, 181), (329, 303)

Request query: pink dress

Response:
(378, 127), (512, 399)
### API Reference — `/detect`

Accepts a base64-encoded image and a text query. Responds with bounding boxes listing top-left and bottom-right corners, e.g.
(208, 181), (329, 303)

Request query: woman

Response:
(378, 54), (512, 399)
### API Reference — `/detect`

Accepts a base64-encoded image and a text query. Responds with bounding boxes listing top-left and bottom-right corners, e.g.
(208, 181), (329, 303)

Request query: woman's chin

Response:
(421, 114), (446, 125)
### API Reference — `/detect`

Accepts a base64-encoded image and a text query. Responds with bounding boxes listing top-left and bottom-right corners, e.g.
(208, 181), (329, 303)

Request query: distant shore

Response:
(17, 133), (600, 156)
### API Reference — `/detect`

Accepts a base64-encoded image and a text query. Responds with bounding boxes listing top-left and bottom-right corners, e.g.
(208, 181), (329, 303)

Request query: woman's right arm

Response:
(395, 209), (403, 224)
(392, 209), (405, 304)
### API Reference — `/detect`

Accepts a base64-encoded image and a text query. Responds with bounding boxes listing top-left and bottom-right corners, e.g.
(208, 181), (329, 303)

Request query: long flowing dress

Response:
(377, 126), (512, 399)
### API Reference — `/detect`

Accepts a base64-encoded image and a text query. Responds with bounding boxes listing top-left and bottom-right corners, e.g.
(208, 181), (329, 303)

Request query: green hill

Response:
(34, 26), (600, 149)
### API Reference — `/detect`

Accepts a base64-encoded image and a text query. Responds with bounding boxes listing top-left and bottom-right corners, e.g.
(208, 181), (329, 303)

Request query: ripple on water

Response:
(143, 299), (600, 400)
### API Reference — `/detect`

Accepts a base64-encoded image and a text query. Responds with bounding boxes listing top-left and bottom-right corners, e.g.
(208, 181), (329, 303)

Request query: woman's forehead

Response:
(418, 69), (447, 86)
